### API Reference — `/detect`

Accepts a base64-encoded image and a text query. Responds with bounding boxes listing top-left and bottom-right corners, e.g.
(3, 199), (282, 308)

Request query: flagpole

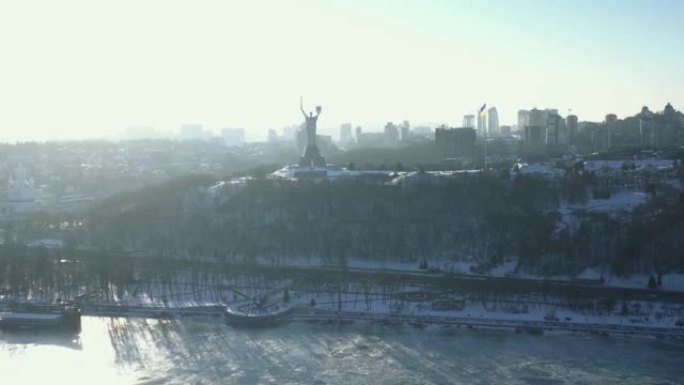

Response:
(484, 130), (487, 171)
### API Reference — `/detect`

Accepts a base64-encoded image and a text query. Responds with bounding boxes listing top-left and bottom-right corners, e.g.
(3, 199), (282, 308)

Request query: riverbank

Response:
(76, 303), (684, 340)
(290, 308), (684, 339)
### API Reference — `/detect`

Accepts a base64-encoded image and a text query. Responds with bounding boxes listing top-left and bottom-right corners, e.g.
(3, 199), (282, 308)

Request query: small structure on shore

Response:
(225, 303), (292, 326)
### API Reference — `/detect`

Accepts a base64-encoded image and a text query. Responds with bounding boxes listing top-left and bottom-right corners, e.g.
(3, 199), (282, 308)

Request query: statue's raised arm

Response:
(300, 96), (307, 118)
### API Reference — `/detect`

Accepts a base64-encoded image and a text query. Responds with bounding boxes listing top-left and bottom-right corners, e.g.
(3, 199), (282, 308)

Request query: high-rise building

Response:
(546, 111), (566, 147)
(527, 108), (547, 127)
(656, 103), (682, 148)
(435, 126), (477, 159)
(593, 113), (617, 151)
(267, 129), (278, 143)
(355, 126), (363, 142)
(487, 107), (500, 137)
(384, 122), (400, 147)
(463, 114), (475, 129)
(401, 120), (410, 141)
(517, 110), (530, 134)
(521, 108), (570, 155)
(523, 109), (547, 157)
(635, 103), (682, 149)
(638, 107), (655, 148)
(221, 128), (245, 147)
(340, 123), (353, 144)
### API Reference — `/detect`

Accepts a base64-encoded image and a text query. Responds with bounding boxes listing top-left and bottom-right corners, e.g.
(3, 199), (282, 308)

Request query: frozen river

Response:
(0, 316), (682, 384)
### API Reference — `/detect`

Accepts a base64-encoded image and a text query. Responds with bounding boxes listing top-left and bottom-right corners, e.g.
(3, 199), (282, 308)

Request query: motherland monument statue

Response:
(299, 97), (326, 167)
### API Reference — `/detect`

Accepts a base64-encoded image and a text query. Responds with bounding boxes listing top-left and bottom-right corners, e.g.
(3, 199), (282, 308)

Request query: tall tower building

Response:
(463, 114), (475, 129)
(638, 107), (655, 148)
(523, 109), (547, 157)
(597, 113), (617, 151)
(487, 107), (500, 137)
(401, 120), (410, 141)
(384, 122), (400, 146)
(546, 111), (565, 147)
(340, 123), (353, 144)
(517, 110), (530, 133)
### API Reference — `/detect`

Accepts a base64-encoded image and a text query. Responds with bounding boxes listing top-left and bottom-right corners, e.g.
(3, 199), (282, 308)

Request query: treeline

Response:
(78, 173), (559, 272)
(0, 244), (129, 301)
(24, 169), (680, 278)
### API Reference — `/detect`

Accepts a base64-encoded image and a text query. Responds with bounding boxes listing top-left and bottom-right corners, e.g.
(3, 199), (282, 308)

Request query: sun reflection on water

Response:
(0, 317), (140, 385)
(1, 316), (683, 385)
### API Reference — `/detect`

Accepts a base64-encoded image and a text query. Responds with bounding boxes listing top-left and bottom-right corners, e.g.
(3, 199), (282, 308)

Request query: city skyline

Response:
(1, 0), (682, 142)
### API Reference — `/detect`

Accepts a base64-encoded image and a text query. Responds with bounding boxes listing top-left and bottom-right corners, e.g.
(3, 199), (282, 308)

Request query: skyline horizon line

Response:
(2, 100), (681, 143)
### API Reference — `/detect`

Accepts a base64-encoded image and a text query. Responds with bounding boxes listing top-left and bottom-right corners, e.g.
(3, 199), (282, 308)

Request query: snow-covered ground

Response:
(554, 189), (650, 236)
(4, 267), (680, 338)
(282, 287), (684, 336)
(67, 278), (684, 336)
(516, 159), (674, 178)
(256, 255), (477, 275)
(583, 159), (673, 173)
(577, 267), (684, 291)
(571, 190), (650, 213)
(253, 254), (684, 294)
(516, 163), (565, 177)
(269, 165), (393, 181)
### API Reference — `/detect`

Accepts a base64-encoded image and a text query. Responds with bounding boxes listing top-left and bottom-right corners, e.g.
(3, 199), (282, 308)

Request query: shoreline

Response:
(291, 309), (684, 339)
(78, 303), (684, 340)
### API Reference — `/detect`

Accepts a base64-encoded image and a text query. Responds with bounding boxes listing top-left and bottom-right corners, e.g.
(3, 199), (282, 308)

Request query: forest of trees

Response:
(47, 169), (684, 278)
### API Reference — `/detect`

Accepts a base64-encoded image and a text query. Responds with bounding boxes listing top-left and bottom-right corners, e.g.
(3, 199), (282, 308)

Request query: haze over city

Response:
(1, 0), (682, 142)
(4, 1), (684, 384)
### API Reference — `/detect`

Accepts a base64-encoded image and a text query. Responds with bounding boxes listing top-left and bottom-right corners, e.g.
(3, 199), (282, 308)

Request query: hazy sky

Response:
(1, 0), (682, 141)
